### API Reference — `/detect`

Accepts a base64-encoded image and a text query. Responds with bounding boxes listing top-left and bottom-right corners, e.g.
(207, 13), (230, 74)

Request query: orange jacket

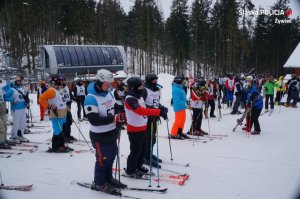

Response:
(38, 87), (56, 110)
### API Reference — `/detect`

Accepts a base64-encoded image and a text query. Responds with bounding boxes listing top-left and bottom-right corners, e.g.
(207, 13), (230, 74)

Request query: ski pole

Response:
(148, 121), (153, 187)
(279, 91), (282, 113)
(0, 170), (4, 186)
(155, 121), (160, 188)
(73, 121), (93, 151)
(166, 119), (173, 161)
(206, 99), (211, 135)
(189, 109), (195, 146)
(114, 125), (121, 180)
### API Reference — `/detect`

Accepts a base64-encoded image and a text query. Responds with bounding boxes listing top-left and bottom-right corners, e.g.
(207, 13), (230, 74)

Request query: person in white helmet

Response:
(4, 76), (29, 142)
(84, 69), (127, 195)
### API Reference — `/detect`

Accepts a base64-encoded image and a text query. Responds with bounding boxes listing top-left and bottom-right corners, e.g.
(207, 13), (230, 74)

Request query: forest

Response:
(0, 0), (299, 78)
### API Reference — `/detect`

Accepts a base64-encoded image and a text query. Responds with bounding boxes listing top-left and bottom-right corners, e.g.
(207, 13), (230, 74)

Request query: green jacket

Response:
(263, 81), (278, 95)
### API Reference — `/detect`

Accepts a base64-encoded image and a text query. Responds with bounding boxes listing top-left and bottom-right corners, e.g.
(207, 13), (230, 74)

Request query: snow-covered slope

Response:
(1, 73), (300, 199)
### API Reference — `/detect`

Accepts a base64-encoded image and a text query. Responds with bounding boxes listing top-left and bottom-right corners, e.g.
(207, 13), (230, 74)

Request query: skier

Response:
(73, 79), (87, 120)
(247, 80), (263, 135)
(61, 77), (76, 143)
(0, 79), (10, 149)
(206, 79), (216, 118)
(83, 69), (127, 195)
(224, 74), (235, 108)
(263, 75), (277, 113)
(142, 74), (166, 168)
(275, 76), (286, 106)
(231, 76), (243, 114)
(188, 80), (209, 136)
(5, 76), (29, 142)
(39, 78), (71, 152)
(113, 81), (126, 130)
(113, 81), (126, 113)
(170, 75), (190, 139)
(124, 76), (167, 177)
(286, 74), (299, 108)
(37, 80), (47, 121)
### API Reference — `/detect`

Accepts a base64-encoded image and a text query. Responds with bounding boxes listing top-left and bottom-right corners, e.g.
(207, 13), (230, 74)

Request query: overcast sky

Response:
(120, 0), (300, 20)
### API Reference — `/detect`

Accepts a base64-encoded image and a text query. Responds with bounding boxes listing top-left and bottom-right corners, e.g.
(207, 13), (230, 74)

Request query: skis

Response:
(159, 136), (208, 143)
(24, 129), (51, 134)
(0, 184), (33, 191)
(0, 151), (22, 155)
(161, 160), (190, 168)
(74, 181), (167, 195)
(113, 168), (188, 185)
(75, 181), (139, 199)
(0, 151), (22, 158)
(232, 109), (250, 132)
(120, 173), (185, 186)
(184, 137), (208, 143)
(11, 147), (38, 153)
(159, 168), (188, 176)
(73, 149), (95, 153)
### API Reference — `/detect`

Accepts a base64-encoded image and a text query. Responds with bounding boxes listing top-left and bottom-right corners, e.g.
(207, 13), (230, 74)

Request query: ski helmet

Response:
(197, 80), (206, 88)
(95, 69), (114, 83)
(173, 75), (184, 84)
(145, 74), (158, 83)
(127, 77), (143, 91)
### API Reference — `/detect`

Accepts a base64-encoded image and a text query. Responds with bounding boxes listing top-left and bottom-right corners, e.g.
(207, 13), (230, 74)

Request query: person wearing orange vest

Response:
(37, 80), (47, 121)
(39, 78), (71, 152)
(124, 77), (167, 178)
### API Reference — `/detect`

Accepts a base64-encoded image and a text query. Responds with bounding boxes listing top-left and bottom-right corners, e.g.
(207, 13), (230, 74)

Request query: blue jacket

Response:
(4, 84), (27, 110)
(247, 85), (263, 110)
(172, 83), (187, 112)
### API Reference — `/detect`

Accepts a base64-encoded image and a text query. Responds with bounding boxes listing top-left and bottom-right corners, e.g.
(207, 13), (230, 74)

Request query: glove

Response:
(159, 106), (168, 120)
(107, 113), (114, 123)
(115, 112), (126, 124)
(159, 105), (168, 113)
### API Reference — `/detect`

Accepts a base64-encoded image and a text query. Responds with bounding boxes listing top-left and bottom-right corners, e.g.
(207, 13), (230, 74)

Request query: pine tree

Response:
(189, 0), (211, 77)
(166, 0), (190, 75)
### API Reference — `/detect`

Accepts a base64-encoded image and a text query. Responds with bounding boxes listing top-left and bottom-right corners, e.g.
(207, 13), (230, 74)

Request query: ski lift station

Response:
(39, 45), (127, 78)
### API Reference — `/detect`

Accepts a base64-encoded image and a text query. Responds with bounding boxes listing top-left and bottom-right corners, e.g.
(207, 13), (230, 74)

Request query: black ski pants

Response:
(191, 108), (203, 132)
(76, 96), (86, 119)
(207, 99), (215, 116)
(126, 132), (147, 174)
(52, 133), (65, 150)
(265, 94), (274, 110)
(232, 96), (242, 113)
(145, 116), (158, 161)
(62, 110), (72, 139)
(250, 109), (262, 132)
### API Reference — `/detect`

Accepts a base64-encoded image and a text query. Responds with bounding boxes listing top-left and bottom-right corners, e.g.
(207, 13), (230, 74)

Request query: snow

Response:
(1, 73), (300, 199)
(284, 42), (300, 68)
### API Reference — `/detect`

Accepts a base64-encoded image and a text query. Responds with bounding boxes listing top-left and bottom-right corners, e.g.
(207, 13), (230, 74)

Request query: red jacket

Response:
(125, 97), (160, 133)
(191, 88), (209, 101)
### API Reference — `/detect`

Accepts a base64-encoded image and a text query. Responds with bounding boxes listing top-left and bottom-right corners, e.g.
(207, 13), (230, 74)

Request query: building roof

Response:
(284, 42), (300, 68)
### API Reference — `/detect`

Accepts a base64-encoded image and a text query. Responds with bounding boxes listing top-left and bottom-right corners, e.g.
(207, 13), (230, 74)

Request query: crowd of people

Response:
(0, 70), (299, 196)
